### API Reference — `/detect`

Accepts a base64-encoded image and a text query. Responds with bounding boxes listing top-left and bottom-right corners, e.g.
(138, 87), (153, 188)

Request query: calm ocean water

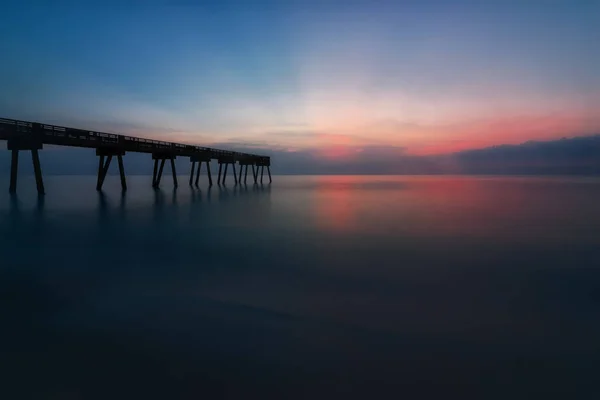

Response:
(1, 175), (600, 398)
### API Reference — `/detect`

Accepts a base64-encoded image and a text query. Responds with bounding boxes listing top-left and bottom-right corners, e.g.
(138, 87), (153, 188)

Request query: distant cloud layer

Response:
(453, 136), (600, 175)
(3, 135), (599, 176)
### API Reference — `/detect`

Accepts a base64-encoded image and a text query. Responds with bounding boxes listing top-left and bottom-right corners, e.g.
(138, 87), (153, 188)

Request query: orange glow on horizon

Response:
(119, 100), (599, 159)
(301, 112), (600, 157)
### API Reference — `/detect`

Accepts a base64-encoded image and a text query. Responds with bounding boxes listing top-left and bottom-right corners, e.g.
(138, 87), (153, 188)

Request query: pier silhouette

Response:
(0, 118), (272, 194)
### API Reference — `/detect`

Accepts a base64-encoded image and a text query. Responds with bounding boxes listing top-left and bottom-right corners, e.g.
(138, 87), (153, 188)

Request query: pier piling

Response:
(195, 162), (202, 186)
(170, 158), (178, 188)
(96, 148), (126, 191)
(9, 149), (18, 193)
(189, 162), (196, 186)
(117, 155), (127, 190)
(223, 163), (229, 185)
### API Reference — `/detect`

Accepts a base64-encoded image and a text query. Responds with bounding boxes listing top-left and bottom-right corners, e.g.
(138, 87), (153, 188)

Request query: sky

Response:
(0, 0), (599, 169)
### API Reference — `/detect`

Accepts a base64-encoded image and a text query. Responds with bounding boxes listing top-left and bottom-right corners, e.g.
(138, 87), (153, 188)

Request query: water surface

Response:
(1, 175), (600, 398)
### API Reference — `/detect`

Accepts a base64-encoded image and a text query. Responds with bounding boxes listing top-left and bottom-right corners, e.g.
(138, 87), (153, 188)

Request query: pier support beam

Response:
(255, 159), (272, 185)
(152, 159), (159, 187)
(32, 149), (44, 194)
(96, 155), (111, 191)
(206, 161), (213, 186)
(118, 155), (127, 190)
(217, 156), (236, 185)
(96, 148), (126, 191)
(237, 160), (255, 185)
(9, 149), (18, 193)
(191, 155), (213, 187)
(152, 153), (177, 188)
(171, 158), (178, 188)
(155, 159), (165, 187)
(223, 163), (229, 184)
(189, 162), (196, 186)
(7, 134), (44, 195)
(194, 162), (202, 186)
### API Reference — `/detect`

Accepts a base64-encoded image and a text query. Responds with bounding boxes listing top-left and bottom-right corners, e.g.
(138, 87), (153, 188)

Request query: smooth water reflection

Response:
(1, 175), (600, 398)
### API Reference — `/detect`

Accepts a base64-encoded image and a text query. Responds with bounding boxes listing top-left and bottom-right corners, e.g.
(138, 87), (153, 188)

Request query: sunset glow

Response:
(0, 2), (598, 164)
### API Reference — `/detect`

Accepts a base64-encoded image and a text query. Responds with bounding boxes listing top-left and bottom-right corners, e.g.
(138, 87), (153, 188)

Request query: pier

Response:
(0, 118), (271, 194)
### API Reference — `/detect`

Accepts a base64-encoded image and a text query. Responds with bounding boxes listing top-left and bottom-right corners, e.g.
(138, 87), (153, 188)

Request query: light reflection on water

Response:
(1, 175), (600, 398)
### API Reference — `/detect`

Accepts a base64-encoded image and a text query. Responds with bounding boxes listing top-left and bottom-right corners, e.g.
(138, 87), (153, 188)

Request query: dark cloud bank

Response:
(1, 135), (600, 176)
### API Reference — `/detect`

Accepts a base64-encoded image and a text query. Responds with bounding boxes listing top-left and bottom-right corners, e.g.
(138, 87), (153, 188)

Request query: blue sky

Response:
(1, 0), (599, 160)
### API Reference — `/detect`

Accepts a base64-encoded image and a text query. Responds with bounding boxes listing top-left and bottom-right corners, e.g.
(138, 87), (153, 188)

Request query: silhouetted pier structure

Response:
(0, 118), (271, 195)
